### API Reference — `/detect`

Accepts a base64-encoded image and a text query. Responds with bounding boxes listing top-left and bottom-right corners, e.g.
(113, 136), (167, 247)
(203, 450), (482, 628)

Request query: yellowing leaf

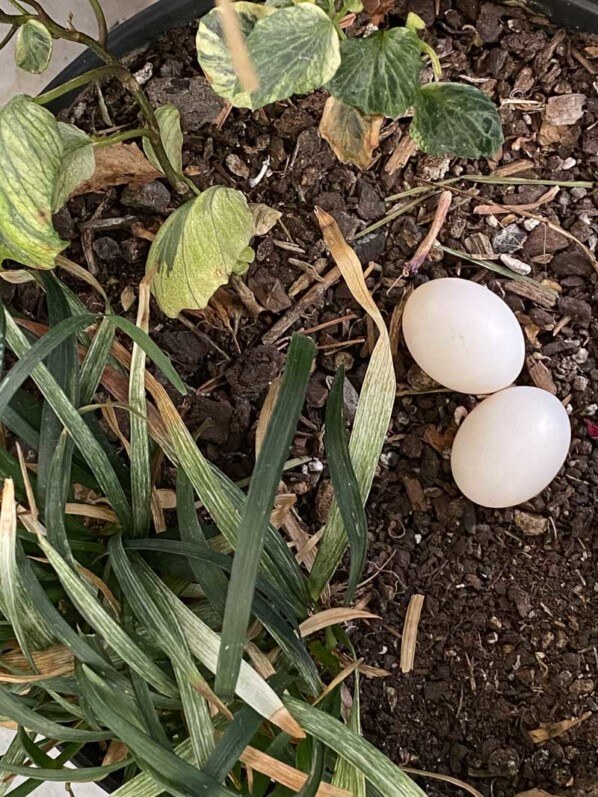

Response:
(143, 105), (183, 176)
(319, 96), (383, 170)
(249, 203), (282, 236)
(74, 143), (161, 195)
(0, 96), (66, 269)
(16, 20), (53, 74)
(148, 186), (254, 318)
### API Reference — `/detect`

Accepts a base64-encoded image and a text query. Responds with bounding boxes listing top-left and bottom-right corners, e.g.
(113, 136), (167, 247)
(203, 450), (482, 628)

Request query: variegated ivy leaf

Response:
(53, 123), (95, 212)
(16, 19), (53, 74)
(197, 2), (340, 110)
(197, 2), (275, 109)
(410, 83), (504, 159)
(143, 104), (183, 176)
(0, 96), (66, 269)
(148, 186), (254, 318)
(326, 28), (422, 118)
(247, 4), (340, 108)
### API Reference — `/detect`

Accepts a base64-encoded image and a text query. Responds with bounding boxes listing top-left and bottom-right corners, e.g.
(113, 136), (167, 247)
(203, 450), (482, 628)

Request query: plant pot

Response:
(529, 0), (598, 32)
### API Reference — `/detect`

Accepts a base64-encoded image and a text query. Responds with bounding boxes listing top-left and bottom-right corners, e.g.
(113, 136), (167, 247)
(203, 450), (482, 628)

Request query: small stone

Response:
(226, 154), (250, 179)
(558, 296), (592, 327)
(133, 61), (154, 86)
(545, 93), (585, 126)
(357, 181), (385, 221)
(560, 157), (576, 170)
(573, 375), (589, 392)
(493, 224), (527, 254)
(550, 250), (593, 277)
(92, 236), (121, 262)
(355, 231), (386, 265)
(488, 747), (520, 777)
(52, 207), (75, 239)
(514, 510), (548, 536)
(571, 187), (588, 200)
(523, 218), (540, 232)
(573, 348), (589, 364)
(569, 679), (595, 696)
(121, 181), (171, 214)
(147, 76), (226, 131)
(523, 224), (569, 258)
(500, 254), (531, 275)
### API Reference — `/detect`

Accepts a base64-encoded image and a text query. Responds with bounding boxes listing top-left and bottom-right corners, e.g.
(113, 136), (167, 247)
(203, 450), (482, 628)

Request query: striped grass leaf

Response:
(79, 317), (115, 405)
(79, 665), (236, 797)
(36, 534), (177, 698)
(331, 671), (366, 797)
(324, 367), (368, 605)
(216, 333), (316, 699)
(128, 277), (152, 537)
(36, 273), (80, 513)
(3, 309), (133, 530)
(0, 757), (130, 783)
(296, 739), (325, 797)
(284, 696), (426, 797)
(124, 538), (319, 693)
(309, 210), (396, 598)
(137, 561), (304, 739)
(0, 479), (53, 660)
(44, 432), (76, 565)
(176, 470), (228, 616)
(0, 301), (5, 381)
(0, 733), (27, 797)
(129, 665), (173, 750)
(108, 535), (218, 761)
(0, 684), (111, 743)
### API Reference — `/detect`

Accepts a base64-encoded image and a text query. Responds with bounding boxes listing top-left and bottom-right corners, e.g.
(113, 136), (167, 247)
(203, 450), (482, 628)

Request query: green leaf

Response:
(197, 2), (340, 110)
(285, 696), (426, 797)
(197, 2), (276, 108)
(216, 333), (316, 699)
(325, 367), (368, 605)
(410, 82), (503, 159)
(53, 123), (95, 212)
(143, 104), (183, 175)
(332, 670), (366, 797)
(0, 758), (130, 783)
(327, 28), (422, 117)
(148, 186), (254, 318)
(15, 20), (52, 74)
(0, 96), (66, 269)
(247, 4), (340, 109)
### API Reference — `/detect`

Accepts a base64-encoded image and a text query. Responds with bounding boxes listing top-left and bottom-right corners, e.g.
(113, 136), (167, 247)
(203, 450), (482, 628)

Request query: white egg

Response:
(402, 278), (525, 394)
(451, 386), (571, 508)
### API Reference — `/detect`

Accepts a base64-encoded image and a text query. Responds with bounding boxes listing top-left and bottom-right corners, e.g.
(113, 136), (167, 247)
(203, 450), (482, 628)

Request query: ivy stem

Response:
(91, 127), (151, 147)
(0, 8), (187, 193)
(34, 64), (131, 106)
(87, 0), (108, 47)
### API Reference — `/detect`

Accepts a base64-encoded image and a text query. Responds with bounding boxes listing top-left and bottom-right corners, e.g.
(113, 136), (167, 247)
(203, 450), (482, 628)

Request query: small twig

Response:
(474, 185), (560, 215)
(215, 0), (259, 93)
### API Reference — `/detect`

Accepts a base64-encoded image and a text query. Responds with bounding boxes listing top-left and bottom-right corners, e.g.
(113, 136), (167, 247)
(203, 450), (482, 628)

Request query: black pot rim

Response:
(529, 0), (598, 33)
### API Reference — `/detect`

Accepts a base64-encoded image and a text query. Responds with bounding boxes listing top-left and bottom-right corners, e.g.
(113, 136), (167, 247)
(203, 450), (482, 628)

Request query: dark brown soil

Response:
(15, 2), (598, 795)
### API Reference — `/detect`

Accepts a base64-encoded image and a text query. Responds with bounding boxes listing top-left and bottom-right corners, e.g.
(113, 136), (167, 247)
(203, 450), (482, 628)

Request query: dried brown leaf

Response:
(528, 711), (592, 743)
(250, 203), (282, 236)
(120, 285), (136, 312)
(400, 594), (425, 673)
(74, 143), (161, 195)
(319, 96), (383, 170)
(299, 608), (378, 638)
(362, 0), (395, 26)
(423, 424), (456, 453)
(240, 746), (350, 796)
(102, 741), (129, 767)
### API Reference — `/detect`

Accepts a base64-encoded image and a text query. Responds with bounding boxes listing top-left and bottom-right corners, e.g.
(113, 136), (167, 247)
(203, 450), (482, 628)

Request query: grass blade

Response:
(285, 696), (426, 797)
(216, 333), (316, 699)
(3, 309), (133, 530)
(0, 758), (131, 783)
(332, 670), (366, 797)
(129, 277), (152, 537)
(325, 367), (368, 605)
(310, 210), (396, 598)
(36, 534), (177, 697)
(79, 317), (115, 405)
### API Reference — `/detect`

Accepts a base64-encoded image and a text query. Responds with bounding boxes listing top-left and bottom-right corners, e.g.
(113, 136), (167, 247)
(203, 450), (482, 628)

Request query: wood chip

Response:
(544, 93), (585, 125)
(385, 134), (417, 175)
(464, 232), (494, 257)
(402, 475), (428, 512)
(74, 143), (161, 195)
(504, 280), (557, 309)
(525, 356), (557, 394)
(400, 594), (425, 674)
(514, 510), (548, 536)
(528, 711), (592, 743)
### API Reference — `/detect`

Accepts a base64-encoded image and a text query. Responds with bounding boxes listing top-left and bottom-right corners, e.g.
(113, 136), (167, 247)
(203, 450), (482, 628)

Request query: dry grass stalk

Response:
(400, 594), (425, 673)
(215, 0), (259, 93)
(240, 745), (351, 796)
(403, 766), (485, 797)
(0, 645), (75, 682)
(474, 185), (560, 214)
(528, 711), (592, 743)
(299, 608), (378, 638)
(405, 190), (453, 275)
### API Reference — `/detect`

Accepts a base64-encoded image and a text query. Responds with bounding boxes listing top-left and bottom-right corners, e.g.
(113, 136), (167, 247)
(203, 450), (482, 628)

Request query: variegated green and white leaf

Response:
(326, 28), (422, 117)
(247, 4), (340, 108)
(410, 82), (503, 159)
(53, 123), (95, 212)
(197, 2), (275, 108)
(0, 96), (66, 269)
(148, 186), (254, 318)
(197, 2), (340, 110)
(16, 19), (53, 74)
(143, 104), (183, 176)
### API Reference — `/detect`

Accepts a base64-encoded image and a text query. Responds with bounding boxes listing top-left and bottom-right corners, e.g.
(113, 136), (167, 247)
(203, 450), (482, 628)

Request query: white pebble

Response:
(524, 218), (540, 232)
(500, 254), (531, 275)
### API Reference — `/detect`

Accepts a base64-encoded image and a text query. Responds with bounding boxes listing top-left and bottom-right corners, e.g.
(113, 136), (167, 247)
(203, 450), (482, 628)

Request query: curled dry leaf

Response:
(362, 0), (395, 25)
(319, 96), (383, 170)
(73, 143), (161, 195)
(299, 608), (378, 638)
(249, 203), (282, 236)
(528, 711), (592, 744)
(400, 594), (425, 673)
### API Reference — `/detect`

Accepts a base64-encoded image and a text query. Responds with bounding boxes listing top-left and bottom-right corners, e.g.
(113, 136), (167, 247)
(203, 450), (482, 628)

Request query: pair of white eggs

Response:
(402, 279), (571, 508)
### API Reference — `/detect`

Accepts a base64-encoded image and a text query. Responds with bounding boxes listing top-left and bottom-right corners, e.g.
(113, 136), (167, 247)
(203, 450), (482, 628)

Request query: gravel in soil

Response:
(11, 2), (598, 795)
